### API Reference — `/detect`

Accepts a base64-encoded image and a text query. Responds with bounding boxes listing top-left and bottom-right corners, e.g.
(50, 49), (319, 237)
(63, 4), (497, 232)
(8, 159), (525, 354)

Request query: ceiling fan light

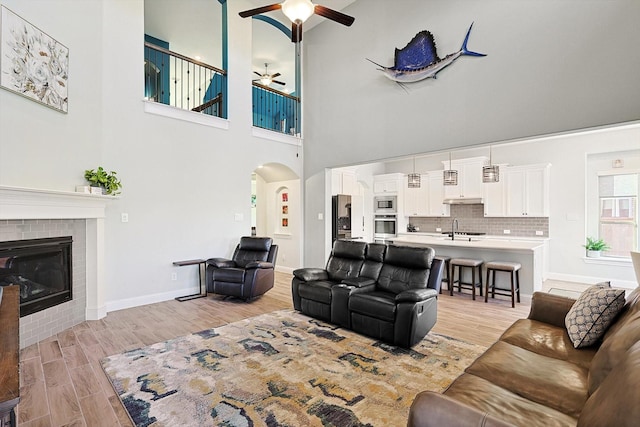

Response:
(282, 0), (315, 23)
(260, 76), (272, 85)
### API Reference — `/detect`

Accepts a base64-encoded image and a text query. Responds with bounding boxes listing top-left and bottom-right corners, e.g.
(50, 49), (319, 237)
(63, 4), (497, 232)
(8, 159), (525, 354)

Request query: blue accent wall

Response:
(144, 34), (170, 105)
(252, 86), (298, 134)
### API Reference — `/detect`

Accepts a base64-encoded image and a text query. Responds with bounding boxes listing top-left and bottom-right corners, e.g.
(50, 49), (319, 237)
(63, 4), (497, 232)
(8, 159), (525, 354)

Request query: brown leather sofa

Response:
(408, 286), (640, 427)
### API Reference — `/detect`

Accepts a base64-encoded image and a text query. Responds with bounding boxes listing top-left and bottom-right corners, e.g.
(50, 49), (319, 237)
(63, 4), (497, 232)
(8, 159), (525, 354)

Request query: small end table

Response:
(172, 259), (207, 302)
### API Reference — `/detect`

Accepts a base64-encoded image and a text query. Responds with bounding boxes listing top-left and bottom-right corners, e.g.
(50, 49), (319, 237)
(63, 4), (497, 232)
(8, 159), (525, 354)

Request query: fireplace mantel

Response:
(0, 185), (115, 220)
(0, 185), (115, 321)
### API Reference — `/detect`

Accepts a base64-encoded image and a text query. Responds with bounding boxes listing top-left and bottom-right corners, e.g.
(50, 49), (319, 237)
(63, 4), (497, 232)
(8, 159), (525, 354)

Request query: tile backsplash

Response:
(408, 204), (549, 237)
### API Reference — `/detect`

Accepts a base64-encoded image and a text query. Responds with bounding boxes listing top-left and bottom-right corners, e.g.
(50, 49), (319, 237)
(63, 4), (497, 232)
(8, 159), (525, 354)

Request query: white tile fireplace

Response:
(0, 185), (112, 348)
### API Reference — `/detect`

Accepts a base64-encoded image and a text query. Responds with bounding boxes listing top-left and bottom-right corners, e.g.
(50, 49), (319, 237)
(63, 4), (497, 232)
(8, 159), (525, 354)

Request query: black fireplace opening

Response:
(0, 236), (73, 317)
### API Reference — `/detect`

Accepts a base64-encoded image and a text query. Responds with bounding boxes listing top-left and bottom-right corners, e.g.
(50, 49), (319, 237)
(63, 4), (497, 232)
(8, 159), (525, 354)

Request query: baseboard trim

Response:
(106, 286), (199, 313)
(546, 272), (637, 290)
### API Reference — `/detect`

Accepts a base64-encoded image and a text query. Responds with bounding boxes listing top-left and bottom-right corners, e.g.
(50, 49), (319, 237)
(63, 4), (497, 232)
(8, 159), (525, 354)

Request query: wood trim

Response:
(0, 286), (20, 418)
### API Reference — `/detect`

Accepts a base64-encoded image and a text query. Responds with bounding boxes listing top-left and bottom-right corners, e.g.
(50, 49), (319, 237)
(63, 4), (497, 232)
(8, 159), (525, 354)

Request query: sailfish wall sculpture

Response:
(368, 23), (486, 84)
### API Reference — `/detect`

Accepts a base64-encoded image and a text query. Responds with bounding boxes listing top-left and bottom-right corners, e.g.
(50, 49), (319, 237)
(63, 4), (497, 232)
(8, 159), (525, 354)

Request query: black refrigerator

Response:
(332, 194), (352, 243)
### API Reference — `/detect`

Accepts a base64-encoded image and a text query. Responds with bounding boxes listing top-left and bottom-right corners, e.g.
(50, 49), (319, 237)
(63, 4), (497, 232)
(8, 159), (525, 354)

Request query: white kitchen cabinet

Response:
(403, 174), (429, 216)
(441, 157), (487, 200)
(402, 172), (450, 217)
(482, 166), (507, 217)
(331, 170), (357, 195)
(505, 164), (550, 217)
(373, 173), (403, 194)
(426, 172), (450, 216)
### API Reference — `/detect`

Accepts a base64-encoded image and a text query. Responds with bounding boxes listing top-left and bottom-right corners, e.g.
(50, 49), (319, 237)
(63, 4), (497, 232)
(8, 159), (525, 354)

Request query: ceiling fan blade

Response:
(253, 71), (262, 77)
(239, 3), (281, 18)
(271, 72), (281, 79)
(314, 5), (355, 27)
(272, 79), (286, 86)
(292, 22), (302, 43)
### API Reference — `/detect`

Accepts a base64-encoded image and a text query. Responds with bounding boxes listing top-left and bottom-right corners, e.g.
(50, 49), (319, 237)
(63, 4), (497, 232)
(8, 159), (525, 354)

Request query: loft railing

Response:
(144, 42), (227, 118)
(252, 82), (300, 136)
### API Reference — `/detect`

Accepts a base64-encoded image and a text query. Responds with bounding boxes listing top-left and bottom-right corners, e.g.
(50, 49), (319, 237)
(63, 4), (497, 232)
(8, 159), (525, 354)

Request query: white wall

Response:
(301, 0), (640, 271)
(0, 0), (303, 311)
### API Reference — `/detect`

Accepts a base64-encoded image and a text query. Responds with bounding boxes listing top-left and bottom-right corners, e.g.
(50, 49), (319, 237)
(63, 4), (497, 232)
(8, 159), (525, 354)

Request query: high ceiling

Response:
(144, 0), (356, 95)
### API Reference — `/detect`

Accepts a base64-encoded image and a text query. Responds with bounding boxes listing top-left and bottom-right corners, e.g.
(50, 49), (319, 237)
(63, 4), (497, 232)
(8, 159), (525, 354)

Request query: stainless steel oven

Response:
(374, 214), (397, 242)
(374, 196), (397, 214)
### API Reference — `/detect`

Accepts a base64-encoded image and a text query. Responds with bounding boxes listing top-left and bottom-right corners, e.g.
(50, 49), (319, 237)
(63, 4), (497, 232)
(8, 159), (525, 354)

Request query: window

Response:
(598, 173), (639, 257)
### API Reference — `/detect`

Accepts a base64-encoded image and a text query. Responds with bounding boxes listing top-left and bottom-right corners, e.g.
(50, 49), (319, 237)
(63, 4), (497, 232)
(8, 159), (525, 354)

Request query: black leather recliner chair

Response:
(349, 245), (442, 348)
(206, 237), (278, 301)
(291, 239), (367, 321)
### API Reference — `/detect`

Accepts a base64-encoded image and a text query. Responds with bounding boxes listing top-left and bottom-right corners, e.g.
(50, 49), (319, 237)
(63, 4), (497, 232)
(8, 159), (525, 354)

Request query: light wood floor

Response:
(16, 273), (587, 427)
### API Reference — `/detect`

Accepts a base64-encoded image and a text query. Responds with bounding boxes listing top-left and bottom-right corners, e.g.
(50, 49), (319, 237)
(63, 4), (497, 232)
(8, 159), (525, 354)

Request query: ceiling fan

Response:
(239, 0), (355, 43)
(253, 63), (286, 86)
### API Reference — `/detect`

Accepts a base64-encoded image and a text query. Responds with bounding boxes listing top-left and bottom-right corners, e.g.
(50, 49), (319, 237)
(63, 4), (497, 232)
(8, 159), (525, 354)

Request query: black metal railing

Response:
(252, 82), (300, 135)
(144, 42), (227, 118)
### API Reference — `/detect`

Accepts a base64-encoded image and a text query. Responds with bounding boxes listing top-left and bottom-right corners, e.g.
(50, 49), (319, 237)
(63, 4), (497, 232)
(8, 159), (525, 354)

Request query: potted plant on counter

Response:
(584, 237), (610, 258)
(84, 167), (122, 195)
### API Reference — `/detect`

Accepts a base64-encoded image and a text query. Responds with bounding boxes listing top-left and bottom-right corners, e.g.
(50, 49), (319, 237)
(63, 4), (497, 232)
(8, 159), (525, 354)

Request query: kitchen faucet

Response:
(451, 218), (459, 240)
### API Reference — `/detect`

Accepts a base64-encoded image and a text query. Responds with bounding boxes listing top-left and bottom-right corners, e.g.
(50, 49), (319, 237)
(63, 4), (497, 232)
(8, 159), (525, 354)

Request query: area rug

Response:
(101, 310), (485, 427)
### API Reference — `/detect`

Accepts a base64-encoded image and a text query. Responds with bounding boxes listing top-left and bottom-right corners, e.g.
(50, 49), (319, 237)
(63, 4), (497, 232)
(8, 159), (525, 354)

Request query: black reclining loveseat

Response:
(291, 240), (444, 348)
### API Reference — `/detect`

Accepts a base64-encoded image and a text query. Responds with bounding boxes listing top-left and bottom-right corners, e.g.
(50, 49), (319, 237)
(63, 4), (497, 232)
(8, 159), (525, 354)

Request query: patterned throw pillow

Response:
(565, 283), (626, 348)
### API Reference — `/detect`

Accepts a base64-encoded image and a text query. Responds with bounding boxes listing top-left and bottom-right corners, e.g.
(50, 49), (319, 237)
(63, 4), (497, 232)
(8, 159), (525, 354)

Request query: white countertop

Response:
(391, 233), (546, 252)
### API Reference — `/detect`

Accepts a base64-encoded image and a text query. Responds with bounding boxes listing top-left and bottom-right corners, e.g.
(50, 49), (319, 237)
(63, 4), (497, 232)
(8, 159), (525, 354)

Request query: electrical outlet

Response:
(503, 229), (511, 234)
(436, 227), (442, 232)
(121, 213), (129, 223)
(171, 272), (177, 281)
(234, 213), (243, 222)
(535, 231), (544, 236)
(318, 213), (323, 220)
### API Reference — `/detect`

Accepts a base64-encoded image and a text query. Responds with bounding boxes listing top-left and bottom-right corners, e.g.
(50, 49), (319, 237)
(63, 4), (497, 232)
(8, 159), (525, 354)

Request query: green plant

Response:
(84, 167), (122, 195)
(584, 237), (610, 252)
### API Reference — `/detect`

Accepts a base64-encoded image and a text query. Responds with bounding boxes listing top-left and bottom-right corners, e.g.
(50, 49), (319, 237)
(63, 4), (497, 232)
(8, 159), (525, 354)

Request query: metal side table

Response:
(172, 259), (207, 301)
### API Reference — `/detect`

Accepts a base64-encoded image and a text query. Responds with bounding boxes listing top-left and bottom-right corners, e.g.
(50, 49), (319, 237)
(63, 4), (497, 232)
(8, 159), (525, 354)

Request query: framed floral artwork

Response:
(0, 6), (69, 113)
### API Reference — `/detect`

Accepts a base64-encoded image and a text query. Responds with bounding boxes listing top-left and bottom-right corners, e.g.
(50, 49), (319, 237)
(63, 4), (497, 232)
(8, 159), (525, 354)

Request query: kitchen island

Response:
(390, 233), (547, 296)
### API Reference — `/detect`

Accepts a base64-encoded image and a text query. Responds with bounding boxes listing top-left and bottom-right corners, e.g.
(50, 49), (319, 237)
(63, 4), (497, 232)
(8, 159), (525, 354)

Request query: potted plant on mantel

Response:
(584, 237), (610, 258)
(84, 167), (122, 195)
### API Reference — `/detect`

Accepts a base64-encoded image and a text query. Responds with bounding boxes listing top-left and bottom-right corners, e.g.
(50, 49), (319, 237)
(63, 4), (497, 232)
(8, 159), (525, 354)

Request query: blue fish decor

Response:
(368, 23), (486, 84)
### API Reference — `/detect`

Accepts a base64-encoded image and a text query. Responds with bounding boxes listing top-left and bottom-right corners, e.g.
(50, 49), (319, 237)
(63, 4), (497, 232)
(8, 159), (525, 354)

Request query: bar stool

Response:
(449, 258), (484, 300)
(434, 255), (451, 294)
(484, 261), (521, 308)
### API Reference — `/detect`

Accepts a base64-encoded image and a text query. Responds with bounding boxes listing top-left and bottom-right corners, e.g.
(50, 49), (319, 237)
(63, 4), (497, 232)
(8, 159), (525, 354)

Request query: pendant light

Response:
(482, 146), (500, 183)
(443, 152), (458, 186)
(407, 157), (421, 188)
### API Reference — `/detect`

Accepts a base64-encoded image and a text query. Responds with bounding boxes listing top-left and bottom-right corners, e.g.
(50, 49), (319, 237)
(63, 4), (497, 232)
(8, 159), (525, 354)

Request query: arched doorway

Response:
(252, 163), (302, 273)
